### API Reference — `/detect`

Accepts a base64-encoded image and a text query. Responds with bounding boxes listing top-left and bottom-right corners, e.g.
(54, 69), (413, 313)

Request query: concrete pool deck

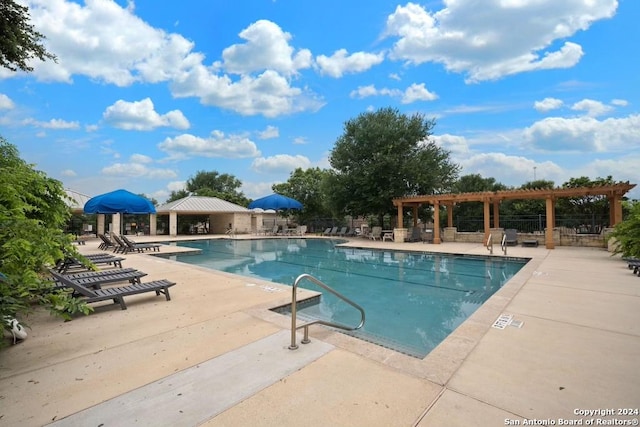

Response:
(1, 235), (639, 426)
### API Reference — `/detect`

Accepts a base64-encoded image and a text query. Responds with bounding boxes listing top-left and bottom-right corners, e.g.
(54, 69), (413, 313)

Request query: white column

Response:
(149, 213), (157, 235)
(170, 211), (178, 236)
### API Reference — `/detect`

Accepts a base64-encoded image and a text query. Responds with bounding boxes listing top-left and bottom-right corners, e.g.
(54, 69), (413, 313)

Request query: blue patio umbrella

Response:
(83, 189), (156, 214)
(248, 193), (303, 211)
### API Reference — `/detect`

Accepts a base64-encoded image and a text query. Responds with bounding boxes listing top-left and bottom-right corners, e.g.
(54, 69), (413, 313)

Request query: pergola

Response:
(393, 183), (636, 249)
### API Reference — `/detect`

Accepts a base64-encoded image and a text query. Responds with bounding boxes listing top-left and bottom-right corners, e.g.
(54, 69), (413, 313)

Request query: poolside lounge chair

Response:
(120, 235), (162, 253)
(49, 269), (176, 310)
(336, 227), (348, 237)
(405, 227), (422, 242)
(53, 268), (148, 291)
(56, 254), (124, 273)
(98, 233), (115, 250)
(369, 226), (382, 241)
(325, 226), (338, 236)
(504, 229), (518, 246)
(322, 227), (332, 236)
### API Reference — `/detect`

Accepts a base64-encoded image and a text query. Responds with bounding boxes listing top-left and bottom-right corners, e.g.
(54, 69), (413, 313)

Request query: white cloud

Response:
(167, 181), (187, 192)
(21, 0), (202, 86)
(401, 83), (438, 103)
(23, 118), (80, 129)
(523, 114), (640, 152)
(458, 152), (564, 187)
(103, 98), (190, 130)
(102, 160), (178, 179)
(293, 137), (307, 145)
(60, 169), (77, 177)
(258, 125), (279, 139)
(610, 99), (628, 107)
(534, 97), (563, 112)
(350, 83), (437, 104)
(384, 1), (617, 82)
(251, 154), (311, 174)
(6, 3), (323, 118)
(570, 99), (613, 117)
(171, 67), (324, 117)
(241, 181), (277, 200)
(431, 134), (471, 156)
(158, 131), (261, 160)
(316, 49), (384, 78)
(217, 20), (312, 76)
(0, 94), (15, 109)
(130, 153), (153, 164)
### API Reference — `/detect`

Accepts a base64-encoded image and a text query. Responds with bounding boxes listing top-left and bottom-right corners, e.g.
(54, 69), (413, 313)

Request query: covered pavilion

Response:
(393, 183), (636, 249)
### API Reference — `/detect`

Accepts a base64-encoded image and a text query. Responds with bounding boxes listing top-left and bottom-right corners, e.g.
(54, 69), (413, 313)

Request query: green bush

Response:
(609, 201), (640, 258)
(1, 137), (91, 347)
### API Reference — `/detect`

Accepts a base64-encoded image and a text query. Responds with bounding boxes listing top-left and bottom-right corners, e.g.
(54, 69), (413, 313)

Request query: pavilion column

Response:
(97, 214), (105, 235)
(433, 201), (441, 244)
(396, 203), (403, 228)
(111, 213), (121, 236)
(493, 200), (500, 228)
(149, 213), (157, 235)
(609, 194), (623, 226)
(483, 199), (491, 246)
(412, 205), (419, 226)
(169, 211), (178, 237)
(545, 197), (555, 249)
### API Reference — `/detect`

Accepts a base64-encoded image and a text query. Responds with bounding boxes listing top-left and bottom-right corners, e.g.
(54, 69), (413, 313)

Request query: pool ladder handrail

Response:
(501, 233), (508, 255)
(486, 233), (493, 254)
(289, 273), (365, 350)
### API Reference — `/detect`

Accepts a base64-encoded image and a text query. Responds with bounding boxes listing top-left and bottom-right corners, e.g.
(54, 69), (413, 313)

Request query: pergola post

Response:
(433, 201), (441, 244)
(493, 200), (500, 228)
(545, 197), (555, 249)
(396, 202), (403, 228)
(609, 194), (623, 225)
(446, 203), (453, 227)
(412, 205), (419, 227)
(483, 199), (491, 246)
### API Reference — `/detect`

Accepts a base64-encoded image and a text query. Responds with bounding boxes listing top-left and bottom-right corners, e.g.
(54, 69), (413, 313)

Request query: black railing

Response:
(452, 214), (609, 234)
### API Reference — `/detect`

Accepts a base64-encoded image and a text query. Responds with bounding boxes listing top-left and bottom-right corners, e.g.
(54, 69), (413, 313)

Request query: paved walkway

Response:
(1, 235), (638, 427)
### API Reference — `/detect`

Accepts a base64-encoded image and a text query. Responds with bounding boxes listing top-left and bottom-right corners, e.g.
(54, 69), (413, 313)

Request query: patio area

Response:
(1, 235), (638, 426)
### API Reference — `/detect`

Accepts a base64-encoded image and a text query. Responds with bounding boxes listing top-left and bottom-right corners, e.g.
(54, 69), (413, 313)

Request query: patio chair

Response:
(336, 227), (348, 237)
(405, 227), (422, 242)
(59, 268), (148, 290)
(504, 229), (518, 246)
(56, 254), (124, 273)
(110, 234), (130, 253)
(49, 269), (176, 311)
(98, 233), (115, 250)
(369, 226), (382, 241)
(322, 227), (332, 236)
(120, 235), (162, 252)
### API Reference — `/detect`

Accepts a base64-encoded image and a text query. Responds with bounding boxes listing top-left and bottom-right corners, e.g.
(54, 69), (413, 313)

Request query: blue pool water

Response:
(159, 238), (527, 357)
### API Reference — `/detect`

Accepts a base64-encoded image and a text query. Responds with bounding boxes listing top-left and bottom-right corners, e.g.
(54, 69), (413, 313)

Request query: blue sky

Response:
(1, 0), (638, 203)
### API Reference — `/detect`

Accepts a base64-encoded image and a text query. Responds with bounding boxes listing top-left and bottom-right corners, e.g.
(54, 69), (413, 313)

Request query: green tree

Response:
(0, 0), (57, 72)
(185, 170), (249, 206)
(555, 176), (618, 230)
(503, 179), (555, 217)
(452, 174), (508, 222)
(327, 107), (459, 224)
(609, 201), (640, 258)
(272, 167), (333, 223)
(1, 137), (89, 345)
(166, 189), (189, 203)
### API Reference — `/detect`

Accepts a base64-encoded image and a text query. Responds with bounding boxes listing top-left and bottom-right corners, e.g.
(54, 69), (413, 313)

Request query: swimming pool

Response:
(159, 238), (527, 358)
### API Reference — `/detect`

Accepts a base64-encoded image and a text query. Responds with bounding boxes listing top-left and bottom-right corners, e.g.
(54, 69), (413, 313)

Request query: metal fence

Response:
(452, 214), (609, 234)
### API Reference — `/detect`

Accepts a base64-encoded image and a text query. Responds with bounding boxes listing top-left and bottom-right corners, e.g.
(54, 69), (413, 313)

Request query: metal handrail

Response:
(486, 233), (493, 254)
(501, 233), (508, 255)
(289, 273), (365, 350)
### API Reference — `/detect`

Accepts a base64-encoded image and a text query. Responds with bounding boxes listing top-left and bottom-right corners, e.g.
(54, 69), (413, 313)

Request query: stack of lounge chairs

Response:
(49, 259), (176, 311)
